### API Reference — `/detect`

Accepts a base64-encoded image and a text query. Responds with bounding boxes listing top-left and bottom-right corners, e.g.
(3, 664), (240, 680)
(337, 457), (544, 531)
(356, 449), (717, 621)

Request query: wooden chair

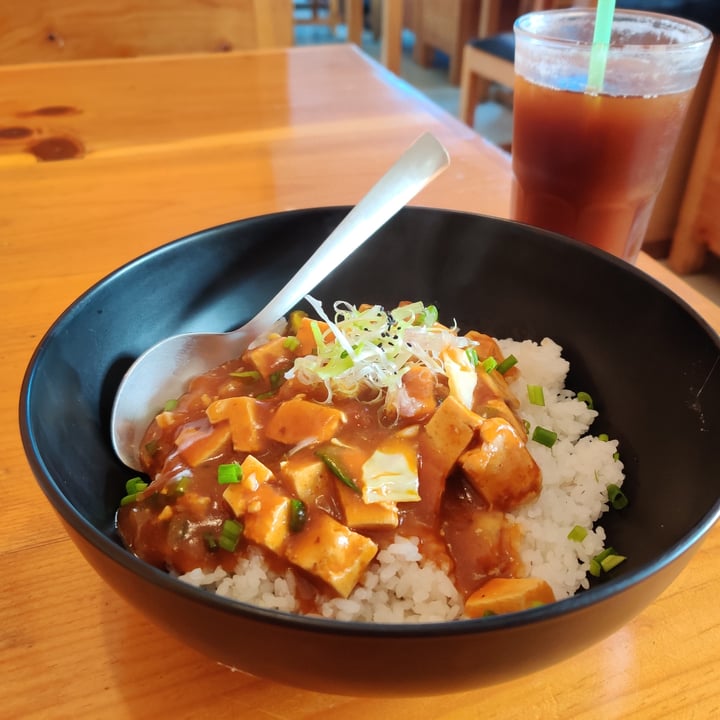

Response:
(412, 0), (484, 86)
(459, 1), (591, 126)
(0, 0), (294, 64)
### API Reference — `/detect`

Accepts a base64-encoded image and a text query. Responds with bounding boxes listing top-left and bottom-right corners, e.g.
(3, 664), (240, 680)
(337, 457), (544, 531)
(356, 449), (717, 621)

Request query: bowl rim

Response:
(19, 206), (720, 637)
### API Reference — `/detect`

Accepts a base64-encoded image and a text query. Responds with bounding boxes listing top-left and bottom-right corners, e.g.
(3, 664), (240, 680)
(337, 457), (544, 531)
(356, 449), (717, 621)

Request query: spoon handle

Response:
(238, 132), (450, 338)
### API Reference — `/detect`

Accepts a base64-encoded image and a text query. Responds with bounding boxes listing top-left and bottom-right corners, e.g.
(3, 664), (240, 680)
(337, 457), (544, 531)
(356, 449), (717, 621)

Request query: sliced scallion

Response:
(283, 335), (300, 351)
(600, 554), (626, 572)
(482, 356), (497, 373)
(217, 463), (242, 485)
(218, 519), (243, 552)
(577, 391), (594, 409)
(416, 304), (438, 327)
(567, 525), (588, 542)
(496, 354), (518, 374)
(607, 483), (628, 510)
(466, 347), (480, 367)
(125, 476), (148, 494)
(531, 425), (557, 448)
(598, 433), (609, 442)
(527, 384), (545, 406)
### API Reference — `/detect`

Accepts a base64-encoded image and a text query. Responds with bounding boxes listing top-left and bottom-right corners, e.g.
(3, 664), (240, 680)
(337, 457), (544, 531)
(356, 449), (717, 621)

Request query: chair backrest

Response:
(0, 0), (294, 65)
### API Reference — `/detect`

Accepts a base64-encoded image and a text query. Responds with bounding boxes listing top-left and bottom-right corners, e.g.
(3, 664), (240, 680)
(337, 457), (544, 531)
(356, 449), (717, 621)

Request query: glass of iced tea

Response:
(510, 9), (712, 262)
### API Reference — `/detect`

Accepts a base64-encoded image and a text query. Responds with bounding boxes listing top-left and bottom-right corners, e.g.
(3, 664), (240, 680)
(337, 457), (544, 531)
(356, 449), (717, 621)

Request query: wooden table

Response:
(2, 45), (719, 719)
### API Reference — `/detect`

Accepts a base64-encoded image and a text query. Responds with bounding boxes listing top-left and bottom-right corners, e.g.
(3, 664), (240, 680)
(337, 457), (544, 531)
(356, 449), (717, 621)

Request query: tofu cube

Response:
(459, 418), (541, 511)
(242, 484), (292, 554)
(222, 454), (274, 516)
(265, 397), (346, 446)
(206, 396), (267, 453)
(176, 423), (231, 467)
(336, 481), (399, 529)
(284, 512), (378, 597)
(422, 395), (483, 479)
(279, 454), (334, 504)
(464, 577), (555, 618)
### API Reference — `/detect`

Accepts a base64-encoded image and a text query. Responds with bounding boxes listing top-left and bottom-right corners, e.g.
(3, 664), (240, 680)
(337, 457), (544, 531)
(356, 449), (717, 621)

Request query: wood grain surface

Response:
(1, 45), (718, 720)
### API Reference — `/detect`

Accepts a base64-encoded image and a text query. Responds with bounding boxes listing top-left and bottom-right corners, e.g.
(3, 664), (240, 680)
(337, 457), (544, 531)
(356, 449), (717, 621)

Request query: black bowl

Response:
(20, 207), (720, 696)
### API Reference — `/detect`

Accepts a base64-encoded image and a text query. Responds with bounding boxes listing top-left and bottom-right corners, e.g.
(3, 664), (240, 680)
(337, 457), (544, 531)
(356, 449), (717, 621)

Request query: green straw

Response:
(587, 0), (616, 93)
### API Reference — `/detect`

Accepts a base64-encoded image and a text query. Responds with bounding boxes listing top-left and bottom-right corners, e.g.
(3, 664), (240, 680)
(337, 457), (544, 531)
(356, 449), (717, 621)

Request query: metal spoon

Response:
(111, 131), (450, 469)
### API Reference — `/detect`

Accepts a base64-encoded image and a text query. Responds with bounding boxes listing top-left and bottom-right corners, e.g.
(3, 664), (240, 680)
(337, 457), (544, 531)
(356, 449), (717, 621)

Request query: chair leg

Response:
(459, 48), (491, 127)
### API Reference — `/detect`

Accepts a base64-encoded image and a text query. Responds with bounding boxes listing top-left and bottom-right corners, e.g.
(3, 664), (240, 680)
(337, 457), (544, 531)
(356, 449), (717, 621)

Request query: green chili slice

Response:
(289, 498), (308, 533)
(317, 450), (361, 493)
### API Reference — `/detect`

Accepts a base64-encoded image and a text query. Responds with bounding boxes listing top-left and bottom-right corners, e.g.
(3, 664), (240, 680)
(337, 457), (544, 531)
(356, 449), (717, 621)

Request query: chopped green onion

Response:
(531, 426), (557, 448)
(217, 463), (242, 485)
(598, 433), (609, 442)
(607, 483), (628, 510)
(144, 439), (159, 456)
(577, 391), (594, 409)
(466, 347), (480, 367)
(567, 525), (588, 542)
(125, 476), (148, 494)
(613, 451), (620, 461)
(283, 336), (301, 351)
(229, 370), (261, 381)
(523, 419), (531, 433)
(591, 546), (628, 574)
(317, 450), (361, 493)
(482, 610), (497, 617)
(527, 384), (545, 406)
(204, 533), (218, 551)
(482, 356), (498, 373)
(600, 554), (626, 572)
(163, 398), (179, 412)
(593, 547), (616, 564)
(120, 493), (140, 506)
(496, 354), (518, 374)
(416, 304), (438, 327)
(289, 498), (308, 533)
(218, 519), (243, 552)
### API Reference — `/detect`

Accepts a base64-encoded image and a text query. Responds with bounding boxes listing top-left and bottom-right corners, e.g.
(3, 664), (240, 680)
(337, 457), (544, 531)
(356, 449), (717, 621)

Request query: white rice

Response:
(179, 337), (624, 620)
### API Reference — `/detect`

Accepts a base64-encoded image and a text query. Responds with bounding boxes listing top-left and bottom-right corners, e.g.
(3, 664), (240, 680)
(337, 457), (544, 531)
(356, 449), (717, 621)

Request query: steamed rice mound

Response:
(180, 337), (625, 621)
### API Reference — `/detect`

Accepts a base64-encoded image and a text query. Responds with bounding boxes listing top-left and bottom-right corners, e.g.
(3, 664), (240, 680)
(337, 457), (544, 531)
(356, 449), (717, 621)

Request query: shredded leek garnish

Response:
(285, 297), (472, 412)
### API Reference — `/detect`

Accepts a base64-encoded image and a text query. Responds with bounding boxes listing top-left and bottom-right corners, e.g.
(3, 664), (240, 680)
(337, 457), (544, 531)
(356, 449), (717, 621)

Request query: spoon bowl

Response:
(111, 132), (450, 469)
